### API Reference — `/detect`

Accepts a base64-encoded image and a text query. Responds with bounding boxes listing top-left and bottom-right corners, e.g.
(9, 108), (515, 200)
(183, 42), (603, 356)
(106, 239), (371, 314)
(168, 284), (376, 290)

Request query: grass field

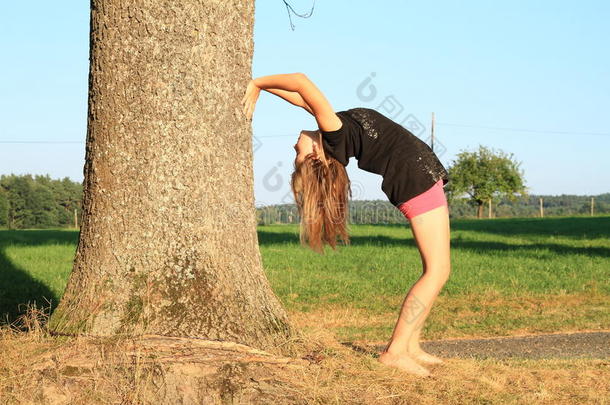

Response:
(1, 215), (608, 403)
(259, 215), (610, 343)
(1, 215), (609, 339)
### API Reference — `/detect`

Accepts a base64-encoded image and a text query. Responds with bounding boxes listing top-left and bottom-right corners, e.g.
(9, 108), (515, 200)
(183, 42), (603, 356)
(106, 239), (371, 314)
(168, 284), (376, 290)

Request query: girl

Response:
(242, 73), (451, 377)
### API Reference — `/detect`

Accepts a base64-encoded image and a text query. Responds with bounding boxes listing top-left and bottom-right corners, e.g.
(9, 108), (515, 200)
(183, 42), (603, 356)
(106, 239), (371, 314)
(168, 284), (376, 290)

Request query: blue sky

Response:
(1, 1), (608, 205)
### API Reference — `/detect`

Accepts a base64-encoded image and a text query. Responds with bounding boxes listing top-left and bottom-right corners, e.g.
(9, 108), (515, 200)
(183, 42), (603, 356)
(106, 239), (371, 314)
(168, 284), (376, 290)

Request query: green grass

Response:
(0, 229), (77, 323)
(260, 216), (609, 304)
(1, 216), (609, 341)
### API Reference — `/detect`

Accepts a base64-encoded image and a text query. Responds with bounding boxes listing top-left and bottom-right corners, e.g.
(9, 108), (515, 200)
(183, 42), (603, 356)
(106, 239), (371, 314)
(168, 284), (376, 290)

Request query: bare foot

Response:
(378, 350), (431, 377)
(409, 349), (444, 365)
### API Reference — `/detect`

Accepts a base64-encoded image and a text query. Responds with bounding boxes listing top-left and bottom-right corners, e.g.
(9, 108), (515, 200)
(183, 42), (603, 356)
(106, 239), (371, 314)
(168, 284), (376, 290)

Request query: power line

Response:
(1, 121), (608, 144)
(0, 141), (83, 144)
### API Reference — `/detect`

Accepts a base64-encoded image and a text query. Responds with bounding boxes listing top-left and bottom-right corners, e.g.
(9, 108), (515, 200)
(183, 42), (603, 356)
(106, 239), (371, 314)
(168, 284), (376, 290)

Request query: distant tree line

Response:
(0, 174), (82, 229)
(0, 174), (607, 229)
(257, 194), (610, 225)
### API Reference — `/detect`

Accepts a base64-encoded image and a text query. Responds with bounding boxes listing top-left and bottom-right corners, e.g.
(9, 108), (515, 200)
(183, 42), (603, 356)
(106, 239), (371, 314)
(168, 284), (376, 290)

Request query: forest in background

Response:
(0, 173), (607, 229)
(0, 174), (82, 229)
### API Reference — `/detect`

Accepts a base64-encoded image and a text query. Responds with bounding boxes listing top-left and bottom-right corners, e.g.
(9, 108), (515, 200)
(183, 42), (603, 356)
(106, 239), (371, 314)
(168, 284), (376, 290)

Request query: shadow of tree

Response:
(258, 215), (610, 241)
(451, 239), (610, 258)
(256, 227), (419, 248)
(0, 230), (78, 326)
(450, 216), (610, 240)
(257, 221), (610, 258)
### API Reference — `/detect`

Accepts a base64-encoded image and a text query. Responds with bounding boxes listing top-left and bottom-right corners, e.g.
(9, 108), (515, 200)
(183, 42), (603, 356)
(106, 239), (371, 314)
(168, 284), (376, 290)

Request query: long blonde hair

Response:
(290, 148), (351, 254)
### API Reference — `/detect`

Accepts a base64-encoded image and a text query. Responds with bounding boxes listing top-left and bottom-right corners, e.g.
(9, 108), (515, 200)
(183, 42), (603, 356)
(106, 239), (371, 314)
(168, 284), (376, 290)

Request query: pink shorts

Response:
(397, 179), (447, 220)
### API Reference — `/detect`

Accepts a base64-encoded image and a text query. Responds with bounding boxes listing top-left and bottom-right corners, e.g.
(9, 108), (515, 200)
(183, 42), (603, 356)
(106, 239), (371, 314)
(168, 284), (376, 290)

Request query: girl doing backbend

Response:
(242, 73), (451, 377)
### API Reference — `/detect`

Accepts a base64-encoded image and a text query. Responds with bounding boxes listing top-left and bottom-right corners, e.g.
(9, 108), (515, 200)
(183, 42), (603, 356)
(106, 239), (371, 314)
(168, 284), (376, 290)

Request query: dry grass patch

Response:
(1, 305), (608, 404)
(289, 290), (610, 343)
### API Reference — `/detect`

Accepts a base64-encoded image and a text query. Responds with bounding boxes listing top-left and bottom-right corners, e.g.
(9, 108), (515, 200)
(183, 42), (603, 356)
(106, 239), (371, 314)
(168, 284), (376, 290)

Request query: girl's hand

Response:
(241, 80), (261, 121)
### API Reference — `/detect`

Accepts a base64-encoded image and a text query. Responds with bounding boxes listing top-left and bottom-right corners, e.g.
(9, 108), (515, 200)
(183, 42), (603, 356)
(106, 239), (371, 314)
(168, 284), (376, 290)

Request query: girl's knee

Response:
(423, 263), (451, 283)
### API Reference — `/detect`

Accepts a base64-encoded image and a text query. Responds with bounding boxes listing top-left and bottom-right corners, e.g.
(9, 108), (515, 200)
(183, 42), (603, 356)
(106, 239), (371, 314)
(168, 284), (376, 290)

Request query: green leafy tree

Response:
(30, 180), (57, 228)
(4, 175), (34, 228)
(446, 145), (527, 218)
(52, 176), (82, 227)
(0, 187), (8, 227)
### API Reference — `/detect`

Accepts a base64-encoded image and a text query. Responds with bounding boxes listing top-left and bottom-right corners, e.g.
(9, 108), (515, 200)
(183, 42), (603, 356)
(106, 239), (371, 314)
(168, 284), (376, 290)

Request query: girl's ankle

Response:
(383, 342), (409, 356)
(406, 343), (422, 354)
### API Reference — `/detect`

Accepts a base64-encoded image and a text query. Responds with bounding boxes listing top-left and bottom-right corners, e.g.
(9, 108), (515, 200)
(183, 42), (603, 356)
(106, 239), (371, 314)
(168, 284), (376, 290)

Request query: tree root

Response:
(23, 334), (315, 404)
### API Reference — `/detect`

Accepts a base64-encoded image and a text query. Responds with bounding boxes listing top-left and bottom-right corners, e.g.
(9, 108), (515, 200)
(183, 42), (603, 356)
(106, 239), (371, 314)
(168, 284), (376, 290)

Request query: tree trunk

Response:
(477, 201), (484, 218)
(48, 0), (294, 351)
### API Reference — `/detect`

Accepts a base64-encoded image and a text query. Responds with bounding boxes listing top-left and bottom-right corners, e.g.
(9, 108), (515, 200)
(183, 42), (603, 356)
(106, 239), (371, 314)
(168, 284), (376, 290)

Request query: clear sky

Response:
(1, 1), (608, 206)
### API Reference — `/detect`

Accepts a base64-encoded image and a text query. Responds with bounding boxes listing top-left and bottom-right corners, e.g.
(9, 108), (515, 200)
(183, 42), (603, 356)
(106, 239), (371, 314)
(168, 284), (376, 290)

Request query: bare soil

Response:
(363, 330), (610, 360)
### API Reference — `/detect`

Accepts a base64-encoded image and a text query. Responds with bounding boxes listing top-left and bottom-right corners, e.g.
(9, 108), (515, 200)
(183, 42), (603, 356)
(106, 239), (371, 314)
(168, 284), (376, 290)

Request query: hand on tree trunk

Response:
(242, 80), (260, 121)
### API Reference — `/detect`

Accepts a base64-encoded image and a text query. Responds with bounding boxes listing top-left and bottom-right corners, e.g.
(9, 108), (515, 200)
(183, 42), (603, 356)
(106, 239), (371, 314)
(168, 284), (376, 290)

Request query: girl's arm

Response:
(252, 73), (342, 132)
(263, 87), (314, 115)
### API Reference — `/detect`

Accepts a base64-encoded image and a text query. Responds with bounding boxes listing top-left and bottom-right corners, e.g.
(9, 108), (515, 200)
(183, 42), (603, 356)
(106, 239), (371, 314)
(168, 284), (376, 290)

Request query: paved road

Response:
(367, 331), (610, 360)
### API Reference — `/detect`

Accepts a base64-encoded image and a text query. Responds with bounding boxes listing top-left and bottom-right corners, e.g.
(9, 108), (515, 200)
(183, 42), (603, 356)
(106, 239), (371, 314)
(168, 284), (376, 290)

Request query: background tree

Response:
(446, 145), (527, 218)
(30, 175), (58, 228)
(0, 187), (8, 228)
(53, 176), (83, 227)
(3, 175), (35, 229)
(47, 0), (293, 351)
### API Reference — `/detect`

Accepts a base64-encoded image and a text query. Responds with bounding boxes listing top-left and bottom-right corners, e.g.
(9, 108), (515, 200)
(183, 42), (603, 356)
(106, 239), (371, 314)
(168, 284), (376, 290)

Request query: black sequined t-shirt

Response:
(320, 107), (449, 207)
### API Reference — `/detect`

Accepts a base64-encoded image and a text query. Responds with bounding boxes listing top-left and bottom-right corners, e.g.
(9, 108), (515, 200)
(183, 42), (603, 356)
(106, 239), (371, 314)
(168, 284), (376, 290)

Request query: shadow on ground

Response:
(257, 225), (610, 258)
(258, 215), (610, 243)
(0, 229), (78, 325)
(451, 216), (610, 240)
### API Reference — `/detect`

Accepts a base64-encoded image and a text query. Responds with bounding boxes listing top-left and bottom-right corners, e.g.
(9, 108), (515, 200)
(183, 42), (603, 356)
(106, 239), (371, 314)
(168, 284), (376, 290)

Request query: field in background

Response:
(260, 216), (609, 342)
(1, 216), (609, 341)
(1, 216), (608, 403)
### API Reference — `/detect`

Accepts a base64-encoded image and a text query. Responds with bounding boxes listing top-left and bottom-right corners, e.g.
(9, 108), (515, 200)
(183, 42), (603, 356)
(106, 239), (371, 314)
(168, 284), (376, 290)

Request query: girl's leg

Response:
(405, 205), (451, 362)
(378, 204), (451, 376)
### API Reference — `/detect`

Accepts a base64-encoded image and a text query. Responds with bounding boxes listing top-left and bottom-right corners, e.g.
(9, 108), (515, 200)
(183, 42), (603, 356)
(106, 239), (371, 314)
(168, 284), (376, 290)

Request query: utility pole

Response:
(430, 112), (435, 152)
(539, 197), (544, 218)
(74, 208), (78, 229)
(488, 198), (492, 218)
(591, 197), (595, 216)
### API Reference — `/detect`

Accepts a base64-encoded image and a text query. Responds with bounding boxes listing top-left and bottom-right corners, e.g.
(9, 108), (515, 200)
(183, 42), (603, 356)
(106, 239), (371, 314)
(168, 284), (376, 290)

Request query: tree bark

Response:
(48, 0), (294, 351)
(477, 201), (484, 218)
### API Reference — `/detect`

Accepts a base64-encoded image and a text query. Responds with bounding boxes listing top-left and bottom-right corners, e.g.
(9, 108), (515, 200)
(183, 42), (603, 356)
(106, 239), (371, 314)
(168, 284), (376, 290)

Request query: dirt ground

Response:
(364, 330), (610, 360)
